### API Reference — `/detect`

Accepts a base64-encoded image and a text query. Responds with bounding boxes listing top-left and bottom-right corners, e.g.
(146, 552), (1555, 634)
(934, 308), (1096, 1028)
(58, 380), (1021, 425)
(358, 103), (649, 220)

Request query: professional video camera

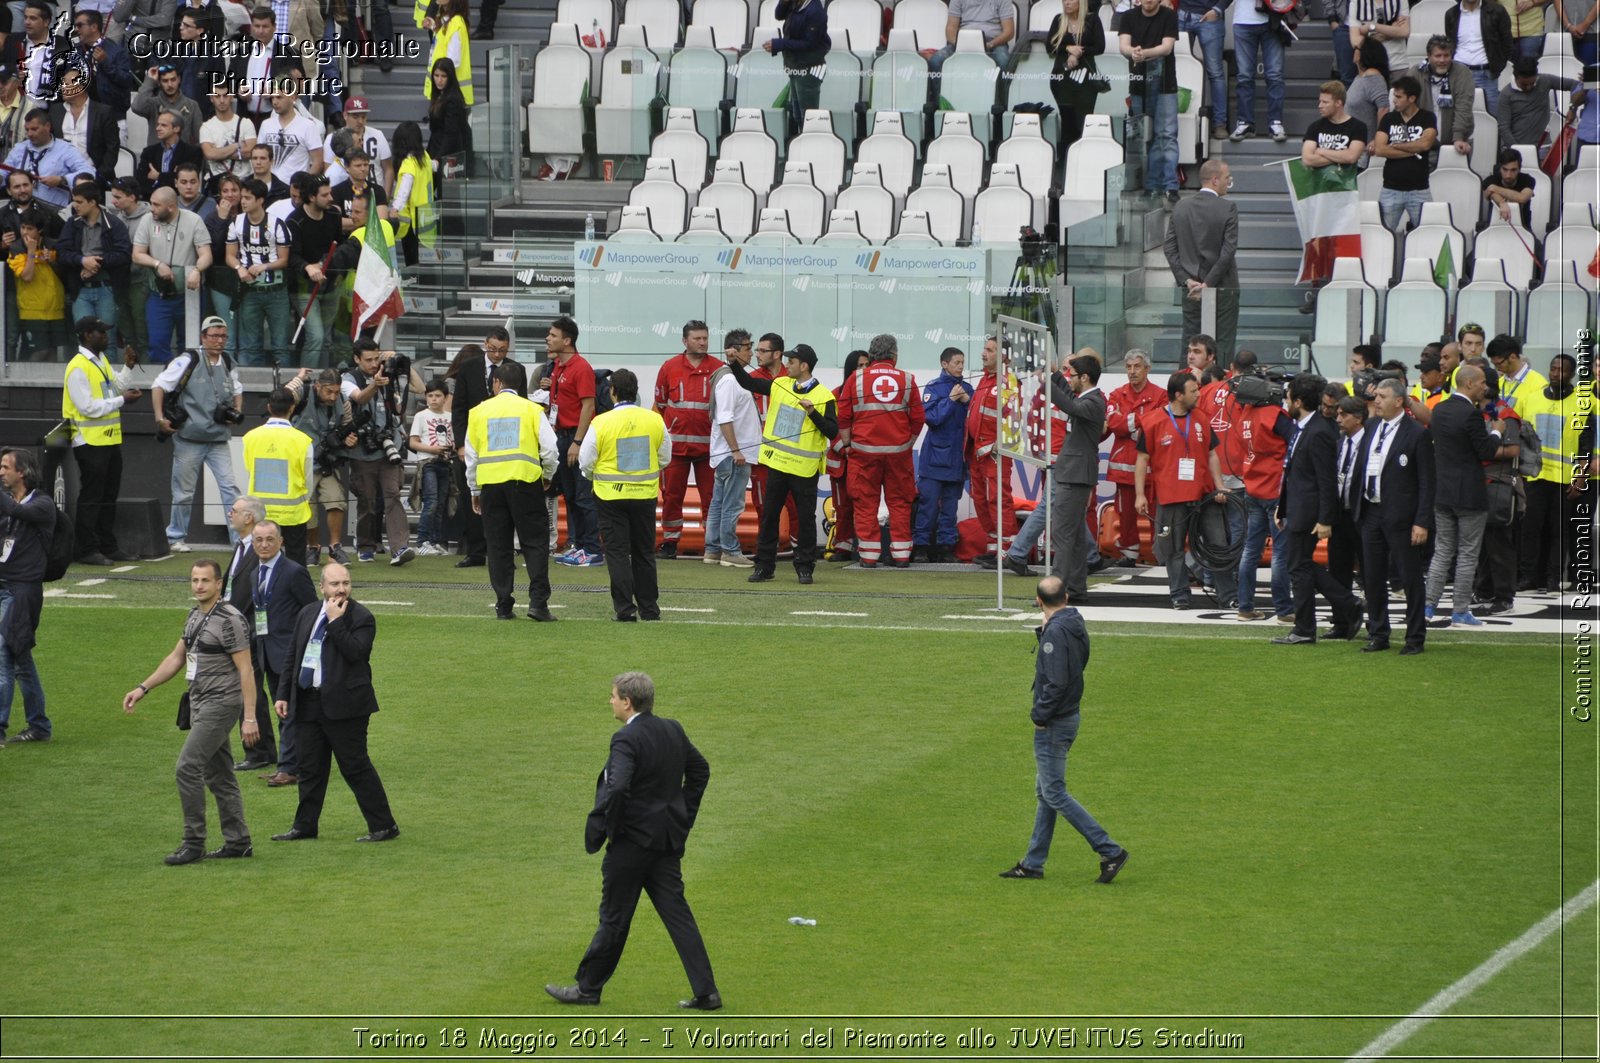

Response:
(1228, 367), (1291, 408)
(1351, 367), (1404, 398)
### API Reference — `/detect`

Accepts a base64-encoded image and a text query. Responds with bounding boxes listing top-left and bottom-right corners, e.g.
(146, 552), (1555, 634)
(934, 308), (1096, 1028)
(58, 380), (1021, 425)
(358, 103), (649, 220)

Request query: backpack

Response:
(42, 499), (74, 582)
(593, 367), (616, 415)
(1513, 415), (1543, 479)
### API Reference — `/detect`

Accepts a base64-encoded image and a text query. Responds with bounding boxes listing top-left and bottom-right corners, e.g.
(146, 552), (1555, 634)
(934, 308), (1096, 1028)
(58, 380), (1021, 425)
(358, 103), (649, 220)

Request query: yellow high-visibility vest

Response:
(243, 421), (313, 525)
(1521, 386), (1596, 486)
(759, 377), (834, 477)
(590, 404), (666, 501)
(395, 153), (437, 248)
(468, 391), (547, 486)
(61, 350), (122, 446)
(425, 15), (473, 106)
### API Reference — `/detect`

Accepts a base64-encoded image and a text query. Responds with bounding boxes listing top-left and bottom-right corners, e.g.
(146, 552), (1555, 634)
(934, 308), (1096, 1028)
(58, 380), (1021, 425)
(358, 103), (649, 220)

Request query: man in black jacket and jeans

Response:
(999, 576), (1128, 883)
(0, 448), (56, 746)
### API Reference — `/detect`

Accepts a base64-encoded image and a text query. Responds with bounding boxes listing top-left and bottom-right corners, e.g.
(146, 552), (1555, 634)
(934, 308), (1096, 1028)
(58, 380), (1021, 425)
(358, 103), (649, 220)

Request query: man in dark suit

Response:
(250, 519), (317, 787)
(223, 495), (277, 771)
(137, 110), (205, 198)
(1047, 354), (1108, 602)
(269, 562), (399, 844)
(547, 672), (720, 1011)
(450, 326), (526, 567)
(1423, 363), (1511, 626)
(1162, 158), (1239, 360)
(70, 9), (137, 116)
(48, 70), (119, 185)
(1273, 374), (1364, 644)
(1350, 378), (1435, 654)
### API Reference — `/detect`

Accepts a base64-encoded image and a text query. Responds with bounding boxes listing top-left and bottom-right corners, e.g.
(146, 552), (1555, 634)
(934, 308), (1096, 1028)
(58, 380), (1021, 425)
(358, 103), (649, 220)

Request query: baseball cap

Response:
(75, 315), (112, 335)
(201, 315), (229, 332)
(1416, 355), (1442, 372)
(786, 343), (819, 369)
(0, 65), (15, 82)
(345, 95), (369, 113)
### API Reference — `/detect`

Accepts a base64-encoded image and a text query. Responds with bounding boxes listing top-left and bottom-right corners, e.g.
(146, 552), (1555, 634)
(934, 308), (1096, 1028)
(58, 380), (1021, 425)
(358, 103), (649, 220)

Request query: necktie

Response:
(1366, 422), (1392, 502)
(298, 613), (327, 688)
(1338, 437), (1356, 504)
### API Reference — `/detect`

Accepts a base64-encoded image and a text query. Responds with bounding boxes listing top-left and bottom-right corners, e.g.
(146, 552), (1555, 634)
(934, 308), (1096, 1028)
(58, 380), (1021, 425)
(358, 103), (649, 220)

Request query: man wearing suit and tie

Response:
(1423, 363), (1513, 626)
(222, 495), (277, 772)
(269, 562), (399, 844)
(1163, 159), (1239, 361)
(1350, 378), (1435, 654)
(1047, 354), (1108, 602)
(547, 672), (720, 1012)
(1273, 374), (1364, 644)
(249, 519), (316, 787)
(450, 326), (527, 568)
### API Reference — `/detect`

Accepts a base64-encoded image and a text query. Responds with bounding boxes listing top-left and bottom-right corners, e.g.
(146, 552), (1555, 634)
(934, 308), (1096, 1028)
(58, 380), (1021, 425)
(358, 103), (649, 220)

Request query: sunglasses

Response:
(157, 64), (177, 74)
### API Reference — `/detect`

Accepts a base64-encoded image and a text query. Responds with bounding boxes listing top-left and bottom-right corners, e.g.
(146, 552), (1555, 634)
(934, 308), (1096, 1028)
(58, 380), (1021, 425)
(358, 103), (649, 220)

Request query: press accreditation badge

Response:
(185, 652), (197, 681)
(0, 536), (13, 563)
(1177, 458), (1196, 481)
(255, 609), (269, 636)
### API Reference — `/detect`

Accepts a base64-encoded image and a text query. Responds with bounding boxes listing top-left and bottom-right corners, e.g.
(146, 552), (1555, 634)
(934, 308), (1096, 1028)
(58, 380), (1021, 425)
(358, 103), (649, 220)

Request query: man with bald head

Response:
(131, 183), (212, 363)
(1422, 363), (1511, 626)
(270, 562), (399, 843)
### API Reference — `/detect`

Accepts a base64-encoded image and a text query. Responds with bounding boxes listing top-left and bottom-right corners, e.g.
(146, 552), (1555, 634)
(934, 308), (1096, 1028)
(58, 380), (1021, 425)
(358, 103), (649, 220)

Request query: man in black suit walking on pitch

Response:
(450, 326), (527, 568)
(270, 562), (398, 844)
(250, 520), (316, 787)
(1046, 355), (1108, 601)
(223, 495), (275, 771)
(1273, 374), (1363, 645)
(1350, 378), (1435, 654)
(547, 672), (721, 1012)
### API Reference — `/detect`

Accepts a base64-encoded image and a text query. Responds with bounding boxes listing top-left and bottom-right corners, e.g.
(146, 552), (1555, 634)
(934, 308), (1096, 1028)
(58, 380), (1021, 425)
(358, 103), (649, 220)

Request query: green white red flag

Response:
(1281, 159), (1362, 285)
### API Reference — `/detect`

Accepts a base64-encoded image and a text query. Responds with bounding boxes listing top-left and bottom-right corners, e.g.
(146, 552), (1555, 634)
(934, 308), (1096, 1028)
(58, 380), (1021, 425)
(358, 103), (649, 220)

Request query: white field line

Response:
(661, 606), (716, 613)
(110, 565), (138, 573)
(1346, 879), (1600, 1061)
(362, 600), (415, 606)
(75, 578), (107, 586)
(42, 591), (117, 599)
(791, 610), (868, 617)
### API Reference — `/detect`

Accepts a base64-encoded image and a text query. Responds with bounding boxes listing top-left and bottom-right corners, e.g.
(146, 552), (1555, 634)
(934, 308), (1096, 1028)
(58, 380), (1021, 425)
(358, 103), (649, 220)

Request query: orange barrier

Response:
(550, 494), (769, 552)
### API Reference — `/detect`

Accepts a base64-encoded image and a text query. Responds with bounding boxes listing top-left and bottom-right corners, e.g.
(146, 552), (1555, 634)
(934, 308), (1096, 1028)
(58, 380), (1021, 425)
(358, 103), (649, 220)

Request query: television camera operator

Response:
(285, 367), (357, 566)
(342, 340), (417, 567)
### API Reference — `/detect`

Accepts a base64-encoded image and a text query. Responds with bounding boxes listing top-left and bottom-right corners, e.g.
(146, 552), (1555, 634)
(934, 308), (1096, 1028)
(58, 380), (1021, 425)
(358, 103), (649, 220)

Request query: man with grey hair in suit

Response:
(1163, 158), (1238, 360)
(1044, 355), (1107, 603)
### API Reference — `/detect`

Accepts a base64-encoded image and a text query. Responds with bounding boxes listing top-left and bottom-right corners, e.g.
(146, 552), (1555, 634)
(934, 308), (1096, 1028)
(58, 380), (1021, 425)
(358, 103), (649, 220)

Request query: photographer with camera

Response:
(286, 367), (357, 566)
(343, 340), (416, 567)
(152, 316), (244, 552)
(242, 388), (315, 566)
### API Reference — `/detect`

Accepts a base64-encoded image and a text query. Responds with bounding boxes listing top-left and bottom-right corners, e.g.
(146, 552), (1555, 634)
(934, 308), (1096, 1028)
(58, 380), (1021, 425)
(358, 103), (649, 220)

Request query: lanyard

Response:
(1166, 410), (1194, 457)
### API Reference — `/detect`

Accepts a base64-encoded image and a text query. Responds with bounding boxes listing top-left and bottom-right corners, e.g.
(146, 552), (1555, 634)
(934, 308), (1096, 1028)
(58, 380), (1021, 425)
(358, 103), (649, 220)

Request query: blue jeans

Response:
(1329, 19), (1356, 83)
(0, 587), (49, 739)
(1022, 714), (1120, 870)
(1178, 9), (1228, 128)
(295, 287), (342, 368)
(145, 292), (185, 364)
(929, 41), (1011, 73)
(1007, 497), (1049, 562)
(1471, 66), (1500, 115)
(1236, 492), (1292, 616)
(1379, 187), (1430, 231)
(417, 461), (451, 545)
(1131, 68), (1179, 191)
(915, 475), (962, 546)
(72, 285), (118, 349)
(167, 437), (241, 543)
(1233, 19), (1285, 127)
(706, 456), (752, 556)
(1513, 35), (1546, 61)
(236, 286), (293, 368)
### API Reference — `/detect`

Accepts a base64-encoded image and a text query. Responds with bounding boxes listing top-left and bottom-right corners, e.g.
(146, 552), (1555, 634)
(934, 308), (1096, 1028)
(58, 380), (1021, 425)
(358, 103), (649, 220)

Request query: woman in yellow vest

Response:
(388, 122), (436, 267)
(421, 0), (473, 104)
(728, 343), (837, 586)
(579, 369), (672, 622)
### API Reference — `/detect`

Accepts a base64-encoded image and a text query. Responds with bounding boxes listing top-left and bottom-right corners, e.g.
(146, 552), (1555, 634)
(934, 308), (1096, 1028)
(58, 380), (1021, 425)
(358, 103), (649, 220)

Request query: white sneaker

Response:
(1229, 122), (1254, 142)
(1269, 121), (1286, 142)
(168, 540), (191, 553)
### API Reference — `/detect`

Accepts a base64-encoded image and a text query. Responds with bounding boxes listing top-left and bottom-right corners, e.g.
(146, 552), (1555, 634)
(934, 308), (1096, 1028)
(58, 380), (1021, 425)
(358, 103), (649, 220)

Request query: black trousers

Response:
(755, 469), (817, 575)
(1286, 527), (1358, 639)
(453, 457), (485, 557)
(1474, 517), (1519, 606)
(575, 838), (716, 999)
(1360, 506), (1427, 649)
(595, 496), (658, 620)
(290, 689), (395, 835)
(480, 480), (551, 613)
(73, 442), (122, 557)
(1326, 512), (1360, 592)
(1520, 478), (1566, 590)
(1180, 286), (1239, 364)
(280, 522), (308, 567)
(476, 0), (502, 28)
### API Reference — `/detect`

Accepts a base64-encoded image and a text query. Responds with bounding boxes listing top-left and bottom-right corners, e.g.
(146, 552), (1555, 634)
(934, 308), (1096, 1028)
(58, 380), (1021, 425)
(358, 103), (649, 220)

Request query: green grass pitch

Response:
(1, 555), (1594, 1061)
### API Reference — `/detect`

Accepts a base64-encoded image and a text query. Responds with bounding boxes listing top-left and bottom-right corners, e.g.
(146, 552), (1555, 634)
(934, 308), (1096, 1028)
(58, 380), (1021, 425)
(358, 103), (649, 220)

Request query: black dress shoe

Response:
(271, 827), (317, 841)
(747, 570), (774, 583)
(615, 614), (638, 622)
(206, 843), (253, 858)
(545, 984), (599, 1005)
(164, 844), (204, 865)
(1323, 627), (1356, 640)
(234, 757), (274, 772)
(678, 992), (723, 1011)
(796, 571), (814, 584)
(455, 555), (485, 568)
(1271, 632), (1316, 645)
(974, 554), (998, 570)
(1003, 556), (1036, 577)
(656, 542), (677, 559)
(475, 25), (495, 38)
(1399, 644), (1424, 656)
(356, 825), (400, 842)
(527, 608), (559, 622)
(1360, 639), (1391, 653)
(495, 609), (515, 620)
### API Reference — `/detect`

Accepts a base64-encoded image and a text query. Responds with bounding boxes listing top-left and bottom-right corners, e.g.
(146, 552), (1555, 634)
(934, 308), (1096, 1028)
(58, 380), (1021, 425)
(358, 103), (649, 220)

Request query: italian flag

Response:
(350, 205), (405, 337)
(1282, 160), (1361, 285)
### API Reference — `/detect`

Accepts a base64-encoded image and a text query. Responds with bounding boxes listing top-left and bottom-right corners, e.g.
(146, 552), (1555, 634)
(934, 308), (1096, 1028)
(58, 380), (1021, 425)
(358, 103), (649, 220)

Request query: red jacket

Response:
(966, 368), (1018, 458)
(838, 362), (925, 454)
(750, 365), (787, 419)
(1025, 371), (1068, 460)
(654, 351), (725, 457)
(1104, 381), (1166, 485)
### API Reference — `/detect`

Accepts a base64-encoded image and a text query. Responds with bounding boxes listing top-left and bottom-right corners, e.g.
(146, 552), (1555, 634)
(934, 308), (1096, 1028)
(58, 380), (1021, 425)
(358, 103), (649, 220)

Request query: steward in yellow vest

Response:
(62, 317), (141, 565)
(727, 343), (837, 585)
(579, 368), (671, 622)
(1516, 353), (1595, 591)
(423, 13), (473, 105)
(465, 366), (559, 621)
(242, 389), (315, 562)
